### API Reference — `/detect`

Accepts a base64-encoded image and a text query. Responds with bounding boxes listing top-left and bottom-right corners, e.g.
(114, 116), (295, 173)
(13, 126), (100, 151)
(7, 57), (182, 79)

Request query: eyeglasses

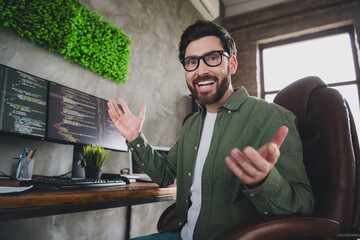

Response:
(181, 50), (230, 72)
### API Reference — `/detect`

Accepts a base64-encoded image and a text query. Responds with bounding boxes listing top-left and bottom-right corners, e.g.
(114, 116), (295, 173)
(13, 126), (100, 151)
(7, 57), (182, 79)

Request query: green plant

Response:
(0, 0), (131, 84)
(82, 144), (111, 167)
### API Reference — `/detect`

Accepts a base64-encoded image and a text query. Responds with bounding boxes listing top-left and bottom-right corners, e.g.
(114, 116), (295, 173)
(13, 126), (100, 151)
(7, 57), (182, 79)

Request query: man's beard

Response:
(188, 74), (230, 105)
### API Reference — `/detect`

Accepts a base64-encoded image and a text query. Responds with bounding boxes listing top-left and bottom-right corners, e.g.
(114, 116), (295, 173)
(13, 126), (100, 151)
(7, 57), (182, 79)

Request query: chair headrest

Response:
(273, 76), (327, 131)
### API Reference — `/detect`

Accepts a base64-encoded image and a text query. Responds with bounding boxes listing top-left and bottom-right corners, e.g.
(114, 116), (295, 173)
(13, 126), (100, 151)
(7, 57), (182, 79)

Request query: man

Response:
(108, 20), (314, 240)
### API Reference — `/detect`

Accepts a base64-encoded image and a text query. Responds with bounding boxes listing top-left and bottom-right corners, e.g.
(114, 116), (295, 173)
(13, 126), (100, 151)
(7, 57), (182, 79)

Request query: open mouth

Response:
(197, 80), (216, 87)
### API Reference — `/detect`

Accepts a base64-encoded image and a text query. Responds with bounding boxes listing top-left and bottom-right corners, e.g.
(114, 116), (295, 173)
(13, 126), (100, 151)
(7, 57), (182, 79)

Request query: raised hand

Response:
(225, 126), (288, 185)
(107, 97), (146, 142)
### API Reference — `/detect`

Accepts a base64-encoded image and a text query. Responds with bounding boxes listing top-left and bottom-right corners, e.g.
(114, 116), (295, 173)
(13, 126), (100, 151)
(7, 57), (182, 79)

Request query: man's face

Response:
(184, 36), (234, 106)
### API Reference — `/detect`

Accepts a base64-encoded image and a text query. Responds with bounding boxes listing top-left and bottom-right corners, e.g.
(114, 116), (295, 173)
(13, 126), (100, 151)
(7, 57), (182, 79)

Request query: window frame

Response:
(259, 25), (360, 107)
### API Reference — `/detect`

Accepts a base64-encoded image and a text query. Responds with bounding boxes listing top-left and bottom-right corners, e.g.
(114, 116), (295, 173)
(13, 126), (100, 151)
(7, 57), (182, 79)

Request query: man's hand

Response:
(225, 126), (288, 186)
(107, 97), (146, 142)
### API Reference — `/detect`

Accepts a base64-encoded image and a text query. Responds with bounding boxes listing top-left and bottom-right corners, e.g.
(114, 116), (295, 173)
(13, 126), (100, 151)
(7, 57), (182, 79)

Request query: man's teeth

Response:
(197, 81), (215, 86)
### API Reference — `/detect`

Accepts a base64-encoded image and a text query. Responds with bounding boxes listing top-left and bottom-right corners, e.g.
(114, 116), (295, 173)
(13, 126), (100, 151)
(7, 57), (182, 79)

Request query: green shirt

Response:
(128, 87), (314, 240)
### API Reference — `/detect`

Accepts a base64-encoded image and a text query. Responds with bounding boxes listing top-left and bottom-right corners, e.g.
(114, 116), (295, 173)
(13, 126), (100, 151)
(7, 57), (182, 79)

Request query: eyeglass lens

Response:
(183, 51), (225, 71)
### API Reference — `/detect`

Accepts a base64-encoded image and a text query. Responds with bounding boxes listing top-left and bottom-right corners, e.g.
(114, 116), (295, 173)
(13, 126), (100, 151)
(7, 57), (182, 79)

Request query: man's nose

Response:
(196, 58), (208, 73)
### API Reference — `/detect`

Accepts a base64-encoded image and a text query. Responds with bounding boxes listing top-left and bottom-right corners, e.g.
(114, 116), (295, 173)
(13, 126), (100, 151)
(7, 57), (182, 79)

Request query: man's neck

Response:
(205, 88), (234, 113)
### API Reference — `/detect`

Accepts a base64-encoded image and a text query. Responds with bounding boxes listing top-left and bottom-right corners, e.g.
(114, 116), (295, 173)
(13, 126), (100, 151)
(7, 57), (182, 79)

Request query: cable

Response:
(0, 170), (11, 178)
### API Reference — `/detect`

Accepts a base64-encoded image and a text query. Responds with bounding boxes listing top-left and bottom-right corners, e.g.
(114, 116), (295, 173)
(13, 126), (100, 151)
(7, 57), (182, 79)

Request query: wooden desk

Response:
(0, 180), (176, 221)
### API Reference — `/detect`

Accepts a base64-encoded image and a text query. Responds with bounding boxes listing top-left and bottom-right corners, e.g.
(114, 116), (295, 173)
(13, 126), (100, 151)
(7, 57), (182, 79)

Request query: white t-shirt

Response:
(181, 112), (217, 240)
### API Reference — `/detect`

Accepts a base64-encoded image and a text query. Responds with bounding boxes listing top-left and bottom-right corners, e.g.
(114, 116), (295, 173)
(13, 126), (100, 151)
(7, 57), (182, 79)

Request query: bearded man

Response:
(108, 20), (314, 240)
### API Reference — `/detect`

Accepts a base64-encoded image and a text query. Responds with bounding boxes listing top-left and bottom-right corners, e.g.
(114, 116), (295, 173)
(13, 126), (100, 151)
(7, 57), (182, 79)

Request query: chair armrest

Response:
(157, 202), (176, 232)
(214, 215), (340, 240)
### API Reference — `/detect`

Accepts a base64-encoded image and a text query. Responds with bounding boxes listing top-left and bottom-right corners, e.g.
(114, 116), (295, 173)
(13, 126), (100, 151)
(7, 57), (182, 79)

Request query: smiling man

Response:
(182, 36), (234, 112)
(108, 20), (314, 240)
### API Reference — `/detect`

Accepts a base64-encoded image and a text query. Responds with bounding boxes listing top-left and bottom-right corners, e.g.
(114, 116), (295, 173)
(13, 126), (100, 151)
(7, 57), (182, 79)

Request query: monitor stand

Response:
(71, 144), (85, 178)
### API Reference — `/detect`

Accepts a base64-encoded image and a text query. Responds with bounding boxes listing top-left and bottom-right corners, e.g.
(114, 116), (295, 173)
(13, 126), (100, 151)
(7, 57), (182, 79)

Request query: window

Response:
(260, 26), (360, 137)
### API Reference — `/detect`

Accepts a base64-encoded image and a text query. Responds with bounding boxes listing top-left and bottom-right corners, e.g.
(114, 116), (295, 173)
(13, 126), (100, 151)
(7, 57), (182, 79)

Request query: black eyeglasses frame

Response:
(180, 50), (230, 72)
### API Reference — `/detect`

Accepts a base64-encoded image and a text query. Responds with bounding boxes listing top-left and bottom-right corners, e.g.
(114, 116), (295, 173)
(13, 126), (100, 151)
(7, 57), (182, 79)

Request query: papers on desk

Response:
(0, 185), (33, 194)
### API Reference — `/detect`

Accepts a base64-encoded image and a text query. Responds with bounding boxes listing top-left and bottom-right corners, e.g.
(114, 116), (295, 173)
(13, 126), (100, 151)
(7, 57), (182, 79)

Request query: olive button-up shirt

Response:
(128, 87), (314, 240)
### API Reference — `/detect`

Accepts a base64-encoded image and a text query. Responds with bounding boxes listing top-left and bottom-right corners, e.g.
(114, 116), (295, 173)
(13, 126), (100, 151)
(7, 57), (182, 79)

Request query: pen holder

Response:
(11, 157), (35, 180)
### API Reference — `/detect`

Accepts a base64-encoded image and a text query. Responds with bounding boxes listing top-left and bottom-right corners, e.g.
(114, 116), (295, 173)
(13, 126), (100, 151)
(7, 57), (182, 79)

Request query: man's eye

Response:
(207, 54), (219, 62)
(186, 59), (197, 66)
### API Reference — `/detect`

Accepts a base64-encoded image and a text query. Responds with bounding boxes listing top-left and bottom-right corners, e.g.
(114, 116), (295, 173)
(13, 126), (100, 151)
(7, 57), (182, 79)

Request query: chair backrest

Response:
(273, 76), (360, 234)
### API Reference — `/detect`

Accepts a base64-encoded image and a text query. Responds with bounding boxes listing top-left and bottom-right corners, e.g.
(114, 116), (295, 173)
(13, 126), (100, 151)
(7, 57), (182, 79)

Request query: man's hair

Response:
(178, 20), (237, 61)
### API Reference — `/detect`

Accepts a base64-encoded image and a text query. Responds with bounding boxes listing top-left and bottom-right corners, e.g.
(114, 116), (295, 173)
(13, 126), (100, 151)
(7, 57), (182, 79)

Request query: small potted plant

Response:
(82, 144), (111, 179)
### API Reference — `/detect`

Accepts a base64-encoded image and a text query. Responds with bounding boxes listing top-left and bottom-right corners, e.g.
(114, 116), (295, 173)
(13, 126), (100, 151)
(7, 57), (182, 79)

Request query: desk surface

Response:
(0, 180), (176, 221)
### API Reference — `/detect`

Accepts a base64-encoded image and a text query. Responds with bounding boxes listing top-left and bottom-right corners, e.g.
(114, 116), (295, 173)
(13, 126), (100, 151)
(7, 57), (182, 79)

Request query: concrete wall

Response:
(5, 0), (358, 239)
(0, 0), (202, 239)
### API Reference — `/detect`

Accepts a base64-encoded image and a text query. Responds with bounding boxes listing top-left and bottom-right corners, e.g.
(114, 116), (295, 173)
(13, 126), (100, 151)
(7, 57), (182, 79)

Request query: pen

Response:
(20, 148), (28, 158)
(30, 149), (37, 158)
(26, 149), (33, 159)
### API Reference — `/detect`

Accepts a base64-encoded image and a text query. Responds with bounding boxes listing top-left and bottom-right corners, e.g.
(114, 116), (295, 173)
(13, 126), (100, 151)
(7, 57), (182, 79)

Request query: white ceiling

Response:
(221, 0), (292, 17)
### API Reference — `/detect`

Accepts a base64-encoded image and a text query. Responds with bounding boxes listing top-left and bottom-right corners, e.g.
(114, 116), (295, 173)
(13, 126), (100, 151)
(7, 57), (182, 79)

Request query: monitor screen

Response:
(47, 82), (127, 151)
(0, 64), (47, 139)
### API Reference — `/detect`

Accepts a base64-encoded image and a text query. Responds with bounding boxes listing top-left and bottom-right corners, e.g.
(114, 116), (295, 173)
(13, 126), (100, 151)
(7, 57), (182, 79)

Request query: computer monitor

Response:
(0, 64), (128, 152)
(128, 146), (170, 181)
(0, 64), (47, 139)
(47, 81), (127, 152)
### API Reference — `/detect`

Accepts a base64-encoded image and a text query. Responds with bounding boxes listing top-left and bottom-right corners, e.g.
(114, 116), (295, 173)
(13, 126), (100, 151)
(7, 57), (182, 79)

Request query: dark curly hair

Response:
(178, 20), (237, 61)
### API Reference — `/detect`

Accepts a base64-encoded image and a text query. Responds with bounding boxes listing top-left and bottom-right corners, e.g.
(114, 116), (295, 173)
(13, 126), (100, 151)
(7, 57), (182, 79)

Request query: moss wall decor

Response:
(0, 0), (132, 84)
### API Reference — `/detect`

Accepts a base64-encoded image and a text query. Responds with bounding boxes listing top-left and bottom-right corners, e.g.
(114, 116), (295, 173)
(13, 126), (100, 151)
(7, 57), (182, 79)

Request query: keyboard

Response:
(19, 177), (130, 190)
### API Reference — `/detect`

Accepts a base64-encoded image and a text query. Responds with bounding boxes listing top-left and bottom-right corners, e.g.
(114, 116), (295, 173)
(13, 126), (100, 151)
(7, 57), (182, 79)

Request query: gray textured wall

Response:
(0, 0), (202, 239)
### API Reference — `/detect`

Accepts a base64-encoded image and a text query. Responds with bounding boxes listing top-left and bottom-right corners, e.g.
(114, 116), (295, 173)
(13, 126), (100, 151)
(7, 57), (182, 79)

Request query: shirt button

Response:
(250, 193), (255, 197)
(178, 222), (182, 226)
(136, 144), (140, 148)
(188, 172), (192, 177)
(228, 110), (231, 114)
(264, 211), (268, 215)
(130, 148), (134, 151)
(141, 163), (145, 166)
(194, 146), (197, 151)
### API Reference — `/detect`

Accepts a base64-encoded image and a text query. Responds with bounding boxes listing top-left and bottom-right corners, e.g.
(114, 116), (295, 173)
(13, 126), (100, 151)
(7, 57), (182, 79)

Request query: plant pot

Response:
(85, 166), (104, 179)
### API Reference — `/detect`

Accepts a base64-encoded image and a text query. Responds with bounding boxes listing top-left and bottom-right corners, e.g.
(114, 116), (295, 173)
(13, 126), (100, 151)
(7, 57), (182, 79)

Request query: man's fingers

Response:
(108, 99), (123, 116)
(107, 100), (118, 116)
(271, 126), (288, 148)
(225, 156), (260, 185)
(107, 99), (115, 111)
(242, 146), (269, 172)
(225, 126), (288, 185)
(225, 156), (246, 180)
(229, 147), (264, 178)
(118, 97), (130, 114)
(264, 142), (280, 165)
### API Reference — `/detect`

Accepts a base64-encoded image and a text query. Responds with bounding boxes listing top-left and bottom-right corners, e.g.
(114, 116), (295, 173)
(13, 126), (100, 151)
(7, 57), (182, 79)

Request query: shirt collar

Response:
(196, 87), (249, 113)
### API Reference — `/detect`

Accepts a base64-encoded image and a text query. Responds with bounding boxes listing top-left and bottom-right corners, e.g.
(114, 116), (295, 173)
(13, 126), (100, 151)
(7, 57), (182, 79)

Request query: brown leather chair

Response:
(157, 76), (360, 239)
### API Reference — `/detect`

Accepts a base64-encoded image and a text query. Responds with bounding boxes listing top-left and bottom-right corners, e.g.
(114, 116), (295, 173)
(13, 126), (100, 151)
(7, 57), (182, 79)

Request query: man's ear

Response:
(229, 55), (238, 74)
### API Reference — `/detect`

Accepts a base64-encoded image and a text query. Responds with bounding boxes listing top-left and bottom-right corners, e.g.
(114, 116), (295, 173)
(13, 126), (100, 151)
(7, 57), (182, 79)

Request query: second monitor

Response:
(47, 81), (127, 151)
